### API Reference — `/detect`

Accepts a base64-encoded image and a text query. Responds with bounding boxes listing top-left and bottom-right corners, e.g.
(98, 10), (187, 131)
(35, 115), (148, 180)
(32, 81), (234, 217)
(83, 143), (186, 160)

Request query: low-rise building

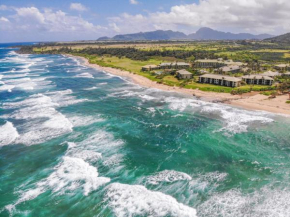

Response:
(195, 59), (245, 69)
(274, 64), (289, 71)
(283, 72), (290, 77)
(240, 67), (251, 73)
(176, 69), (193, 79)
(195, 59), (225, 68)
(142, 65), (159, 71)
(199, 74), (242, 87)
(218, 65), (240, 73)
(261, 71), (281, 78)
(159, 62), (190, 69)
(242, 75), (274, 85)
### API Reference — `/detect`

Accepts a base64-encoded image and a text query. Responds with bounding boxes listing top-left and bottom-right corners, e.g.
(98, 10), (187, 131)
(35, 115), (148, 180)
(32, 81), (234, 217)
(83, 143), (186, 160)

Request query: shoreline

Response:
(68, 54), (290, 116)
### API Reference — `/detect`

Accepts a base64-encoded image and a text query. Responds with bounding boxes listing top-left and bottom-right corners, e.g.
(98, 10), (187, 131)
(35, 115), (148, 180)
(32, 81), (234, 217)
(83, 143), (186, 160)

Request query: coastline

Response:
(68, 54), (290, 116)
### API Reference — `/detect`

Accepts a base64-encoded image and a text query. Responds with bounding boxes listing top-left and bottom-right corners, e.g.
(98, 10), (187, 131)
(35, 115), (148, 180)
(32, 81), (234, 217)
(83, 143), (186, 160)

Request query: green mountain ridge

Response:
(97, 28), (274, 41)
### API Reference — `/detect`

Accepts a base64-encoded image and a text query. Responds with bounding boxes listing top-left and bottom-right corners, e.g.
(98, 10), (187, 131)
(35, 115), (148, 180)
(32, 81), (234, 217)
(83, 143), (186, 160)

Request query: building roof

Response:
(261, 71), (281, 77)
(177, 69), (192, 75)
(219, 65), (240, 72)
(159, 62), (172, 66)
(142, 64), (158, 68)
(196, 59), (244, 66)
(242, 75), (274, 80)
(284, 72), (290, 75)
(196, 59), (222, 63)
(159, 62), (190, 66)
(200, 74), (242, 82)
(275, 64), (289, 68)
(176, 62), (190, 66)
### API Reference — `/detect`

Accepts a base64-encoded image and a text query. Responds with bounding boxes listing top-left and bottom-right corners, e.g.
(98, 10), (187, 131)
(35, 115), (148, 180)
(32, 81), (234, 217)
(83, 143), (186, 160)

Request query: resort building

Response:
(218, 65), (240, 73)
(142, 65), (159, 71)
(242, 75), (274, 85)
(159, 62), (190, 69)
(274, 64), (289, 71)
(199, 74), (242, 87)
(195, 59), (245, 69)
(176, 69), (193, 80)
(261, 71), (281, 78)
(240, 67), (251, 73)
(195, 59), (225, 68)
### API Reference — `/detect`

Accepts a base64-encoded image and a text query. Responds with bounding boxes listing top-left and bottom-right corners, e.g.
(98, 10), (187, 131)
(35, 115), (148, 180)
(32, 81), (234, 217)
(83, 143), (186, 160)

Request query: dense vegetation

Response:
(29, 46), (218, 61)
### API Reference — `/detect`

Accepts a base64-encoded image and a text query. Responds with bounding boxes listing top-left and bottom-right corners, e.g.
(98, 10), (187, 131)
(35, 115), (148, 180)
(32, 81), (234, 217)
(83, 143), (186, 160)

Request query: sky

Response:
(1, 0), (290, 43)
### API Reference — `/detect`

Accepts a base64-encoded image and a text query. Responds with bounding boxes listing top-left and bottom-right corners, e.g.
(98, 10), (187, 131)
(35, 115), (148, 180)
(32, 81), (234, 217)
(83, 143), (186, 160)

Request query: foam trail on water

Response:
(0, 122), (19, 147)
(147, 170), (192, 185)
(105, 183), (197, 217)
(74, 73), (94, 79)
(5, 156), (110, 214)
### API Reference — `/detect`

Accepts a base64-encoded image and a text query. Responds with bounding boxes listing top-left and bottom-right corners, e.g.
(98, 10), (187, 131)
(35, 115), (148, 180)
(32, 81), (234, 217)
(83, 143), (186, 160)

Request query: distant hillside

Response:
(97, 28), (273, 41)
(264, 32), (290, 43)
(98, 30), (187, 41)
(188, 27), (273, 40)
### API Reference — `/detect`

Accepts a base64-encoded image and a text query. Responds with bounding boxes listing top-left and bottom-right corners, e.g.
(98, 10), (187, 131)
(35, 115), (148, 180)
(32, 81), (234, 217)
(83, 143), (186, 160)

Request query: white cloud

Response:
(130, 0), (139, 5)
(0, 5), (8, 10)
(11, 7), (103, 33)
(109, 0), (290, 35)
(0, 6), (110, 42)
(0, 17), (9, 22)
(70, 3), (87, 12)
(109, 23), (120, 32)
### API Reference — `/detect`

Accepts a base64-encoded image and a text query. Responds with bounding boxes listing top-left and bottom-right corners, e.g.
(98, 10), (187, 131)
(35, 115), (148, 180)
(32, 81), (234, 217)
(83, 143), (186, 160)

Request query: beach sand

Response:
(70, 55), (290, 116)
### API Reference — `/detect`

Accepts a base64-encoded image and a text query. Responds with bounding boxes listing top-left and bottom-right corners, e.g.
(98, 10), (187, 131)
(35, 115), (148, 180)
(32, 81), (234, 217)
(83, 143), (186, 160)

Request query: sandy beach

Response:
(70, 55), (290, 116)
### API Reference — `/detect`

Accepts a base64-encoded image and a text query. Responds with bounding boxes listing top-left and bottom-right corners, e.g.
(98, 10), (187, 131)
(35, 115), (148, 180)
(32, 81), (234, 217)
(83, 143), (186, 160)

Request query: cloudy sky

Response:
(1, 0), (290, 43)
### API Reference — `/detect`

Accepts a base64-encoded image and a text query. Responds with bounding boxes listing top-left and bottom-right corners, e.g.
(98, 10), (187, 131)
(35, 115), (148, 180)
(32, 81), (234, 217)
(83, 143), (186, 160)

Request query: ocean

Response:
(0, 43), (290, 217)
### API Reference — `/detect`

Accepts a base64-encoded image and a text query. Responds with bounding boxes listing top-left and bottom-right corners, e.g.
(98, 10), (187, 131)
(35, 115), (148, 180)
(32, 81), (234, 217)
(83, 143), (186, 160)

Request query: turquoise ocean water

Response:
(1, 44), (290, 217)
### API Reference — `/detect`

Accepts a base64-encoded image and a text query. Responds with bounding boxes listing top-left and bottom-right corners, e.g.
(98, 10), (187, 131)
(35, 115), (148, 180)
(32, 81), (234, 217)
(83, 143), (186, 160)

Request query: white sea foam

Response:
(201, 105), (274, 135)
(2, 73), (28, 79)
(17, 113), (73, 145)
(68, 115), (105, 127)
(45, 89), (88, 107)
(0, 122), (19, 147)
(0, 84), (15, 92)
(38, 157), (110, 196)
(2, 93), (74, 145)
(147, 170), (192, 185)
(105, 183), (197, 217)
(5, 156), (110, 214)
(75, 73), (94, 79)
(103, 154), (123, 166)
(84, 86), (98, 90)
(163, 95), (274, 135)
(197, 187), (290, 217)
(73, 150), (102, 162)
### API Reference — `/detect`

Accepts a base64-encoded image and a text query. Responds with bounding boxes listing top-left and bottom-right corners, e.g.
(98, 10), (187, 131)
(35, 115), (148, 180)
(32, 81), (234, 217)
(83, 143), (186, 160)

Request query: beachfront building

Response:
(199, 74), (242, 87)
(142, 65), (159, 71)
(176, 69), (193, 80)
(217, 65), (240, 74)
(242, 75), (274, 85)
(195, 59), (226, 68)
(261, 71), (281, 78)
(274, 64), (289, 71)
(195, 59), (245, 69)
(159, 62), (190, 69)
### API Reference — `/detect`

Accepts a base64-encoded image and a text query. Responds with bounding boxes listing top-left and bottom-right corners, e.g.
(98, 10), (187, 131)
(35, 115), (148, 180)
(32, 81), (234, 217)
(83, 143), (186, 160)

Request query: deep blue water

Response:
(1, 44), (290, 217)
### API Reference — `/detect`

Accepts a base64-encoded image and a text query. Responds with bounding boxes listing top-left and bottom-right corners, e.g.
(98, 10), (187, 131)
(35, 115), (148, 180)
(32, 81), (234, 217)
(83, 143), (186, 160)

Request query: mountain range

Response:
(97, 27), (274, 41)
(264, 32), (290, 43)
